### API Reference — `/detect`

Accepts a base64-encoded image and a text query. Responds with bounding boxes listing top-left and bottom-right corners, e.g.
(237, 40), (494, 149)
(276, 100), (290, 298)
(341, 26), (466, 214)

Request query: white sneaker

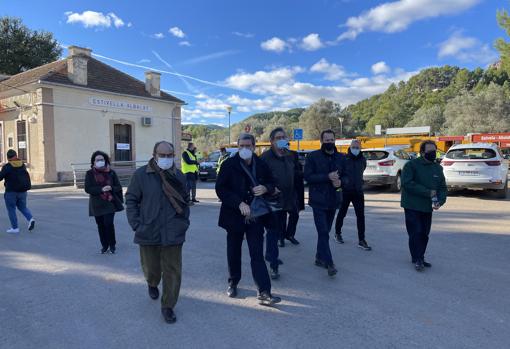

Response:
(7, 228), (20, 234)
(28, 218), (35, 231)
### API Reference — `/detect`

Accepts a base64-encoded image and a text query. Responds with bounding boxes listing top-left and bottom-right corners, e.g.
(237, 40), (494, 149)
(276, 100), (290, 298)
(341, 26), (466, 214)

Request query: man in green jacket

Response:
(401, 140), (447, 272)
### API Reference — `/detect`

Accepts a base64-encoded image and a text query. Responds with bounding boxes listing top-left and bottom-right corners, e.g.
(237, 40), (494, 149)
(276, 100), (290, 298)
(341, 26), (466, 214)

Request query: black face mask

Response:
(424, 151), (436, 162)
(322, 143), (336, 152)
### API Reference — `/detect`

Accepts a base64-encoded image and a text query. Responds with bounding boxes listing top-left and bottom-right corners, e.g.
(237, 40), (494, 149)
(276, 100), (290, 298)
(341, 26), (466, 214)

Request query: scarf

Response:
(148, 159), (188, 215)
(93, 166), (113, 202)
(8, 157), (23, 168)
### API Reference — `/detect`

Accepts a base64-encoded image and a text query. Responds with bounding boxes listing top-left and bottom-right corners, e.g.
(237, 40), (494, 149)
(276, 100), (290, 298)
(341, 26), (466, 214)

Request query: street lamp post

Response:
(226, 106), (233, 144)
(338, 117), (345, 138)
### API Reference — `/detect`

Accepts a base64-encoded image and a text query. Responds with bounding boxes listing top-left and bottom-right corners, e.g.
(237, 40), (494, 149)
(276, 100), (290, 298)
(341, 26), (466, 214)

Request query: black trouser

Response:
(277, 210), (300, 240)
(312, 208), (336, 266)
(404, 209), (432, 262)
(186, 173), (197, 200)
(335, 190), (365, 241)
(94, 213), (116, 250)
(227, 221), (271, 293)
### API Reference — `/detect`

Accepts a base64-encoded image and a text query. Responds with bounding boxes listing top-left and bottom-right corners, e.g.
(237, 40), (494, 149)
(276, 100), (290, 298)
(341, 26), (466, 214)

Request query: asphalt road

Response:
(0, 183), (509, 349)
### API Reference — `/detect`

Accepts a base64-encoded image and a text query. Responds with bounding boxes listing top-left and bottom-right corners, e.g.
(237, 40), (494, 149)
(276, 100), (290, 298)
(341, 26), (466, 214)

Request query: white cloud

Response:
(108, 13), (125, 28)
(371, 61), (391, 75)
(151, 32), (165, 39)
(65, 11), (126, 29)
(227, 95), (276, 113)
(438, 31), (498, 65)
(225, 67), (304, 94)
(223, 65), (418, 109)
(338, 0), (481, 41)
(179, 41), (191, 47)
(169, 26), (186, 38)
(233, 31), (255, 38)
(310, 58), (347, 80)
(260, 37), (289, 53)
(182, 108), (227, 120)
(301, 33), (324, 51)
(196, 98), (229, 111)
(137, 59), (151, 64)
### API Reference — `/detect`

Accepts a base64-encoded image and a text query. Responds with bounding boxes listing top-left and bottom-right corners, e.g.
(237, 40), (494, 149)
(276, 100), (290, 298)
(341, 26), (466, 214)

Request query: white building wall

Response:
(50, 85), (180, 174)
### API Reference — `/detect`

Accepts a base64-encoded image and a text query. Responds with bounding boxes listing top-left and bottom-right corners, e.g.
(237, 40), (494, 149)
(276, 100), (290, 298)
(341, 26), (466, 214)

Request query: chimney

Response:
(67, 46), (91, 86)
(145, 71), (161, 97)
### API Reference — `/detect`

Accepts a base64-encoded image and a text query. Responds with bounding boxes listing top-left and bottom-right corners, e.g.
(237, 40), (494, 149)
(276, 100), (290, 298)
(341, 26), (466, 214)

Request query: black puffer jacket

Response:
(342, 148), (367, 192)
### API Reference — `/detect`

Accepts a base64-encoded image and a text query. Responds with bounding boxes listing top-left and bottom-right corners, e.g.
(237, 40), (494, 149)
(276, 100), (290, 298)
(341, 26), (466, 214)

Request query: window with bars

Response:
(16, 121), (27, 161)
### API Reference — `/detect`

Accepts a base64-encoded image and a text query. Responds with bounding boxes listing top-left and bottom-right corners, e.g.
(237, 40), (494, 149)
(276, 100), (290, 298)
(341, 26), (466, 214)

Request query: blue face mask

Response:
(276, 139), (289, 150)
(351, 148), (361, 156)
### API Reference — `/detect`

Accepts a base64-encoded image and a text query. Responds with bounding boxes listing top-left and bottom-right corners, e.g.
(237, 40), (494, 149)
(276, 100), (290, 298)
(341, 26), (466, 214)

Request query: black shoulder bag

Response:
(239, 159), (281, 218)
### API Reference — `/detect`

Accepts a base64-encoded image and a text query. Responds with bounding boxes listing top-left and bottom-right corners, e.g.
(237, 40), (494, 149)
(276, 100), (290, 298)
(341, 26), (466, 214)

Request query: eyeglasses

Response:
(157, 153), (174, 158)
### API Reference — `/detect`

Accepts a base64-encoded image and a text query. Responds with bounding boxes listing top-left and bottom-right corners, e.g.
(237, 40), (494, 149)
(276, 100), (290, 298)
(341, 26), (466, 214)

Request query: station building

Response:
(0, 46), (185, 184)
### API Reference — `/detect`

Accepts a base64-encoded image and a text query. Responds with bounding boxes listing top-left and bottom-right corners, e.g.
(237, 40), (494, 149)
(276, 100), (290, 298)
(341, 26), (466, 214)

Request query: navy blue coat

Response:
(215, 153), (276, 232)
(304, 149), (346, 210)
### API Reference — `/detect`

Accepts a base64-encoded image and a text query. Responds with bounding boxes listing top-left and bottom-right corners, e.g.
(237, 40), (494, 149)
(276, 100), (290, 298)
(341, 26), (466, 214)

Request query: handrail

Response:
(70, 160), (149, 188)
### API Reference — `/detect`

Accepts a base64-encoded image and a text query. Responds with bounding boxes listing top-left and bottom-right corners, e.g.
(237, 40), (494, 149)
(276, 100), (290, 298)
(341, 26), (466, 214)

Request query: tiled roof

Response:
(0, 57), (184, 104)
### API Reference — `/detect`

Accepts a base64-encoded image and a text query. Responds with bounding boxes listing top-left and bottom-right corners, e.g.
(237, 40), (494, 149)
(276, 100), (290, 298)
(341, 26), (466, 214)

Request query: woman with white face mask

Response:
(84, 151), (124, 254)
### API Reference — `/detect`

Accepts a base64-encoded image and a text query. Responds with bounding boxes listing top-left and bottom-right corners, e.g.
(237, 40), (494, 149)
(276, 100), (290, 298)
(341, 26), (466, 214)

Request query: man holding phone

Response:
(304, 129), (346, 277)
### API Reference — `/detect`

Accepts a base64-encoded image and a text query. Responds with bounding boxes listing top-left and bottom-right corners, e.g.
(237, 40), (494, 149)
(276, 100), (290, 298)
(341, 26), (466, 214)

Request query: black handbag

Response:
(240, 159), (281, 218)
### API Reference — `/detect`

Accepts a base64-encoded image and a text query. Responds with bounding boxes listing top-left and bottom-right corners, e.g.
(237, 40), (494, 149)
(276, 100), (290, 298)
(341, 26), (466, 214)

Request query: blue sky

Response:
(1, 0), (505, 126)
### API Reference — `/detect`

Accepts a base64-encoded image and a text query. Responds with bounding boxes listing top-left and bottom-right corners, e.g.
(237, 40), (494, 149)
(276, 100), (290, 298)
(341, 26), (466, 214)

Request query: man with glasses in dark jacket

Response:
(126, 141), (190, 324)
(260, 127), (298, 280)
(304, 129), (346, 277)
(334, 139), (372, 251)
(216, 133), (282, 306)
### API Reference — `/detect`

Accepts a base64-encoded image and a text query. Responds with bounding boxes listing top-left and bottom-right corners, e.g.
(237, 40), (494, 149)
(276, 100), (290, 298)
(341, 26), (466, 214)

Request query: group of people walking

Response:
(214, 128), (447, 309)
(1, 127), (447, 325)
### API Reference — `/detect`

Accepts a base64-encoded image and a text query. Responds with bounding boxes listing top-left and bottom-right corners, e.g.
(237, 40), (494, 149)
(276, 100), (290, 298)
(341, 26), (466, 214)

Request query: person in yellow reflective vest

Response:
(217, 147), (230, 175)
(182, 142), (200, 204)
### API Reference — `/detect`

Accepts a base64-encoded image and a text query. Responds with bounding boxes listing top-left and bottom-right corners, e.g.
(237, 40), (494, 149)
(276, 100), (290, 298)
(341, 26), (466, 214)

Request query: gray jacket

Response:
(126, 164), (190, 246)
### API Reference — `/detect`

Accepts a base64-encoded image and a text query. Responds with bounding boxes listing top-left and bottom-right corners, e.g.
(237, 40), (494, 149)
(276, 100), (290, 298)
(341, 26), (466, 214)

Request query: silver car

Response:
(362, 147), (411, 192)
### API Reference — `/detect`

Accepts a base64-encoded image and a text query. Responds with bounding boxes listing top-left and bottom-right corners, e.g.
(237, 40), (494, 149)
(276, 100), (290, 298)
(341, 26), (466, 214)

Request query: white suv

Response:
(442, 143), (509, 198)
(362, 147), (411, 192)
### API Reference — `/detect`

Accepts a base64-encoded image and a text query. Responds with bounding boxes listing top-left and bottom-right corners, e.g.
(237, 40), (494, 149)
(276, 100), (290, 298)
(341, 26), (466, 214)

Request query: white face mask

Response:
(157, 157), (174, 170)
(239, 148), (253, 160)
(351, 148), (361, 156)
(95, 160), (105, 168)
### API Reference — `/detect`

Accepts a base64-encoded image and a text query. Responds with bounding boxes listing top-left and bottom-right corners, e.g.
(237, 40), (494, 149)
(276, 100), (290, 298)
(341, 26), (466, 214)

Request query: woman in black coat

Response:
(84, 151), (124, 254)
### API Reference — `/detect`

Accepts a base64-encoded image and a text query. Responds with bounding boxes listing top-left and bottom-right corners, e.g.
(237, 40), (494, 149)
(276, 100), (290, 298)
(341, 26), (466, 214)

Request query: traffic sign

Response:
(293, 128), (303, 140)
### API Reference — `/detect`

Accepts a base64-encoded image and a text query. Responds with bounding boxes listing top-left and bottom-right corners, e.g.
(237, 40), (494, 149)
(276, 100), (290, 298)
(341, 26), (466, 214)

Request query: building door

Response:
(114, 124), (132, 162)
(16, 120), (27, 161)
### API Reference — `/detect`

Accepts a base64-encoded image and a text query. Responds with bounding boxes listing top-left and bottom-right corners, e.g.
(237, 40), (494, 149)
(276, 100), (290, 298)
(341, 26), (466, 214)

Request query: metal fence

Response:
(70, 160), (148, 188)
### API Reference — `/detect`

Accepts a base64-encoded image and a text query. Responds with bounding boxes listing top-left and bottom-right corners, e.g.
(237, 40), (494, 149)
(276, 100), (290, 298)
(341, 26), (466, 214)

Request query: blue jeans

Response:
(4, 192), (33, 229)
(312, 208), (336, 266)
(263, 212), (283, 269)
